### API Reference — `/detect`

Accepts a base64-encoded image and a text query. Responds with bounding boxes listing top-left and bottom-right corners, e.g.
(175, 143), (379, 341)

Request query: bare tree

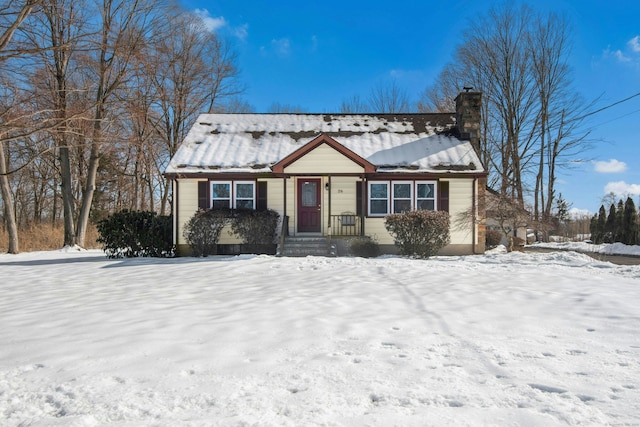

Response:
(267, 102), (306, 113)
(528, 11), (591, 225)
(145, 7), (242, 214)
(368, 79), (412, 113)
(422, 4), (590, 220)
(74, 0), (159, 247)
(339, 94), (368, 113)
(0, 0), (43, 254)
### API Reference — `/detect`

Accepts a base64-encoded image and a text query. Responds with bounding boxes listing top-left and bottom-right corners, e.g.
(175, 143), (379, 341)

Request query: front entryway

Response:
(297, 178), (321, 232)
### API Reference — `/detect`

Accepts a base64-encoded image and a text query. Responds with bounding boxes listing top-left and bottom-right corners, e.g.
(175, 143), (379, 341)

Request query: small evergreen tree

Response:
(555, 194), (571, 237)
(622, 197), (638, 245)
(589, 214), (599, 243)
(615, 199), (625, 242)
(605, 203), (616, 243)
(595, 205), (607, 244)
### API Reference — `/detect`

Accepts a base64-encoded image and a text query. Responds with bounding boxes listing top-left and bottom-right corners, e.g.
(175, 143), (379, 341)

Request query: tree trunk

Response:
(76, 141), (99, 247)
(0, 141), (19, 253)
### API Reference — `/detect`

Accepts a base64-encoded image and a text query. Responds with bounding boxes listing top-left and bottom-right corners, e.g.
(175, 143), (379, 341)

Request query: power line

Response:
(568, 91), (640, 124)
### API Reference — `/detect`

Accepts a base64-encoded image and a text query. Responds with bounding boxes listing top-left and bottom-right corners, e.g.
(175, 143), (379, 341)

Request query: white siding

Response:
(284, 143), (364, 174)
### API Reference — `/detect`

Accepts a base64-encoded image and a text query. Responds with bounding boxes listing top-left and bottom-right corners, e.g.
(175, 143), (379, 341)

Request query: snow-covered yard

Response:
(1, 248), (639, 426)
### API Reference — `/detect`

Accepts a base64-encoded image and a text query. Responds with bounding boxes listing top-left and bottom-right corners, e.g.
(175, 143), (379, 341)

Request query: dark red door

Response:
(298, 179), (321, 232)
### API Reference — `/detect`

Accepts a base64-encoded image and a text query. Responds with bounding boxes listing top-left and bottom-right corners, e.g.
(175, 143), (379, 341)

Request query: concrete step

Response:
(278, 237), (336, 257)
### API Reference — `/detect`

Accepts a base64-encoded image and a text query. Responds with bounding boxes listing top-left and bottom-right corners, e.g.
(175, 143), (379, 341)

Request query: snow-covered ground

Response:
(532, 240), (640, 257)
(1, 247), (639, 426)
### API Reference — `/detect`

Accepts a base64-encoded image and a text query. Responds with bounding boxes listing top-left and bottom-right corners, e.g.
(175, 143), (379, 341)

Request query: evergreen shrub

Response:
(349, 236), (380, 258)
(97, 210), (174, 258)
(384, 210), (450, 258)
(230, 209), (280, 245)
(183, 208), (231, 257)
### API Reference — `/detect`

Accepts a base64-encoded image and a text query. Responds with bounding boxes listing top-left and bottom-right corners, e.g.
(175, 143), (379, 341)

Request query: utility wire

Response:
(566, 91), (640, 124)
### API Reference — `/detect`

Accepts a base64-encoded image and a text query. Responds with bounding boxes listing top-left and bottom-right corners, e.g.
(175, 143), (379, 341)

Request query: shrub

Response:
(183, 208), (231, 257)
(349, 236), (380, 258)
(384, 210), (450, 258)
(485, 229), (503, 249)
(230, 209), (280, 245)
(97, 210), (174, 258)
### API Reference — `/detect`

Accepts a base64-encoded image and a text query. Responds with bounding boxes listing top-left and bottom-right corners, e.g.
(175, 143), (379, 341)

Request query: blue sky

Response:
(181, 0), (640, 216)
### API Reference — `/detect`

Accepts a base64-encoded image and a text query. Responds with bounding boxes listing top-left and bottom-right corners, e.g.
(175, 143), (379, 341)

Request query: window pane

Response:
(211, 183), (230, 198)
(370, 200), (388, 214)
(212, 199), (230, 209)
(417, 183), (434, 199)
(236, 183), (254, 198)
(370, 183), (388, 199)
(236, 200), (254, 210)
(393, 183), (411, 199)
(394, 200), (411, 213)
(417, 200), (435, 210)
(301, 181), (317, 207)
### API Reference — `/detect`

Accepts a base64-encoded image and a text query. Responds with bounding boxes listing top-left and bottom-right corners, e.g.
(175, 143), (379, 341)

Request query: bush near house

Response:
(349, 236), (380, 258)
(184, 208), (280, 257)
(485, 229), (503, 249)
(183, 208), (232, 257)
(97, 210), (174, 258)
(230, 209), (280, 245)
(384, 210), (450, 258)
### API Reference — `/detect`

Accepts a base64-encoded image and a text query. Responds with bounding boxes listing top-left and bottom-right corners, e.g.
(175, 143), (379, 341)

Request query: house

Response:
(164, 91), (487, 256)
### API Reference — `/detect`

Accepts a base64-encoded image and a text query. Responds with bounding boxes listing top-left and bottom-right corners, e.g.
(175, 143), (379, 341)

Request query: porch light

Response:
(325, 182), (330, 191)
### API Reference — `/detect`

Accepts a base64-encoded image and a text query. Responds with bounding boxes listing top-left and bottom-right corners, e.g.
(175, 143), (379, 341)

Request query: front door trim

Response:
(297, 178), (322, 233)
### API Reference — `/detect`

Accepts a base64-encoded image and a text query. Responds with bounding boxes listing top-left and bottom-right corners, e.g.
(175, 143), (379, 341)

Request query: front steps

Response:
(278, 236), (336, 257)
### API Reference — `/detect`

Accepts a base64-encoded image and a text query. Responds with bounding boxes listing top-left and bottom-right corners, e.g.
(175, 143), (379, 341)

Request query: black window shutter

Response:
(198, 181), (209, 209)
(438, 181), (449, 212)
(356, 181), (364, 215)
(257, 181), (268, 211)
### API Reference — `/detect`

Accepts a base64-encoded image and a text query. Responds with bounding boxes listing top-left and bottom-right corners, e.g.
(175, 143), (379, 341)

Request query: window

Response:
(369, 182), (389, 215)
(416, 181), (436, 211)
(392, 182), (412, 213)
(211, 182), (231, 209)
(368, 180), (437, 216)
(210, 181), (255, 209)
(234, 182), (255, 209)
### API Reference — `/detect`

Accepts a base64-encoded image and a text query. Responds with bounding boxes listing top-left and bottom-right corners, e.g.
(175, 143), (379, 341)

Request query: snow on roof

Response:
(165, 113), (485, 174)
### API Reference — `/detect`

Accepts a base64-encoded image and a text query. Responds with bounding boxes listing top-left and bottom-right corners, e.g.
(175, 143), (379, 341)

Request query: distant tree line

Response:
(590, 197), (639, 245)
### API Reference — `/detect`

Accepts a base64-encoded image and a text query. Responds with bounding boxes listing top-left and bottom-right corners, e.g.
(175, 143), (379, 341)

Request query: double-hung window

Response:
(210, 181), (255, 209)
(368, 180), (437, 216)
(416, 181), (436, 211)
(392, 182), (413, 213)
(368, 182), (389, 216)
(234, 182), (255, 209)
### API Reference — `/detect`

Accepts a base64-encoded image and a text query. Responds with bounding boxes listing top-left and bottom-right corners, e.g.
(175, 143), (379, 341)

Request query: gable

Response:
(271, 134), (375, 174)
(282, 143), (366, 174)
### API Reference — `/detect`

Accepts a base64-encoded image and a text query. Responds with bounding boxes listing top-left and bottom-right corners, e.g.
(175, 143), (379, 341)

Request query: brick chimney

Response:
(454, 90), (482, 157)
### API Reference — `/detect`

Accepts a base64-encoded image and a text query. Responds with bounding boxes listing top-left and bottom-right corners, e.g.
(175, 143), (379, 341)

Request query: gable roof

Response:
(164, 113), (485, 175)
(271, 134), (376, 174)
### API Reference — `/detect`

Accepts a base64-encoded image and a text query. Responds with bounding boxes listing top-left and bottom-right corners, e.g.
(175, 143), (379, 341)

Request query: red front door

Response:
(297, 179), (321, 232)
